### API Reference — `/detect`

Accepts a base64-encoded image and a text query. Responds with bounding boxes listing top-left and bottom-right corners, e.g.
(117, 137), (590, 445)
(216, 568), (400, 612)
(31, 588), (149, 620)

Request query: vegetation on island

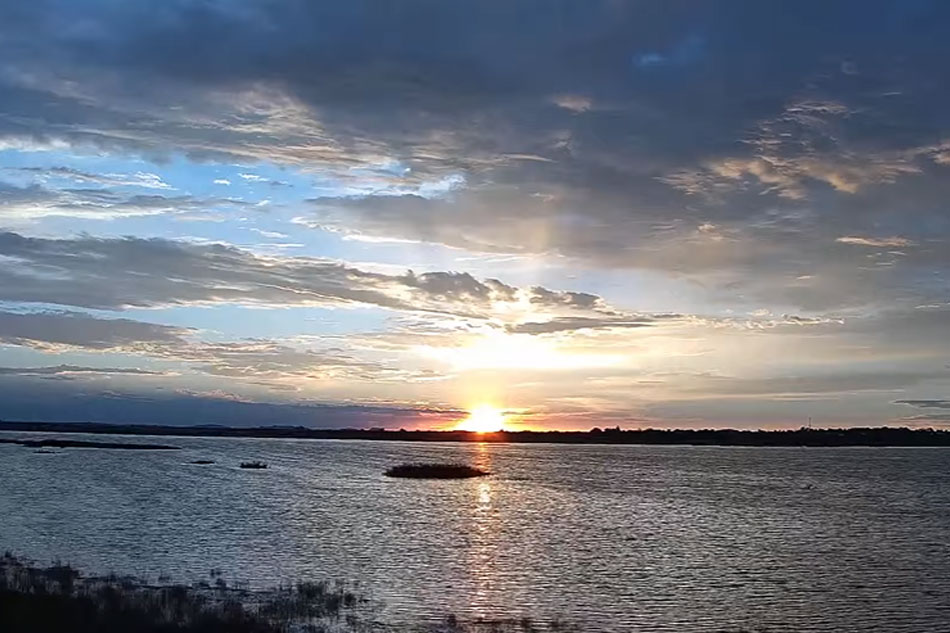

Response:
(239, 461), (268, 469)
(0, 437), (179, 450)
(385, 463), (489, 479)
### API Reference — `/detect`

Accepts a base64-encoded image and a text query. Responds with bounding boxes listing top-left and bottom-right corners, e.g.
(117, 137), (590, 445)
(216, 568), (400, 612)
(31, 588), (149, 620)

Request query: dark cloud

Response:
(2, 1), (948, 178)
(893, 399), (950, 426)
(0, 309), (432, 386)
(895, 399), (950, 410)
(0, 1), (947, 313)
(507, 316), (660, 335)
(0, 310), (188, 350)
(0, 231), (642, 325)
(0, 365), (163, 378)
(0, 377), (460, 428)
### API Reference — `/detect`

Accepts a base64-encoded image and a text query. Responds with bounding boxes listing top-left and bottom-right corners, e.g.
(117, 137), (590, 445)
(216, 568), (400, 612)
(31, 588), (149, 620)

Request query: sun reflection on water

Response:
(467, 441), (498, 618)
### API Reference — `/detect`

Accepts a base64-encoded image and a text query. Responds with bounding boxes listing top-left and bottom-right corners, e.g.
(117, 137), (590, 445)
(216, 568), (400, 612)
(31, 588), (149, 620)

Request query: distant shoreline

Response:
(0, 436), (179, 450)
(1, 421), (949, 447)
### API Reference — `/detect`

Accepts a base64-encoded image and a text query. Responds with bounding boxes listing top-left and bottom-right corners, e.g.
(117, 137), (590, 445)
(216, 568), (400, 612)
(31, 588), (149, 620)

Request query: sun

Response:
(456, 404), (507, 433)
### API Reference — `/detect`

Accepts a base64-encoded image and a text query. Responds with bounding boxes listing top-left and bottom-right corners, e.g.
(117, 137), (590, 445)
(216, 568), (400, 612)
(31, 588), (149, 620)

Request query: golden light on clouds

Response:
(420, 331), (624, 371)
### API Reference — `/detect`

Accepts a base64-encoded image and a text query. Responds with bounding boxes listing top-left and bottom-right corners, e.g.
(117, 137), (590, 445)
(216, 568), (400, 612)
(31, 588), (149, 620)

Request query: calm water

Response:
(2, 432), (950, 631)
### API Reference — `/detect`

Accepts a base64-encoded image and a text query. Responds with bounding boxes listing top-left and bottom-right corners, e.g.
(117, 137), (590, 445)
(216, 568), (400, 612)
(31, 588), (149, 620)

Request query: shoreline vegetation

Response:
(385, 463), (490, 479)
(0, 436), (180, 450)
(1, 421), (950, 447)
(0, 553), (577, 633)
(0, 552), (362, 633)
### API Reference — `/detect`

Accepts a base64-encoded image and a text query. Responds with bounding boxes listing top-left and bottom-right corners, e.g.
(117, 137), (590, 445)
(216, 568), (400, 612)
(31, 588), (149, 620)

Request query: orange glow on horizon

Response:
(455, 404), (508, 433)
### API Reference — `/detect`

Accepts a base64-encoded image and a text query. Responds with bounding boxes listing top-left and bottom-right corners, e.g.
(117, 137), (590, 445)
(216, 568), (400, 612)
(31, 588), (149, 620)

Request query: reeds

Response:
(0, 553), (579, 633)
(0, 553), (360, 633)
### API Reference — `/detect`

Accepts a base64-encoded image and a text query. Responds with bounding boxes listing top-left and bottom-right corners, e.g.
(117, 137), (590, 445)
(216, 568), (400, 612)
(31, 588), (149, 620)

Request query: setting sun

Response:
(456, 405), (507, 433)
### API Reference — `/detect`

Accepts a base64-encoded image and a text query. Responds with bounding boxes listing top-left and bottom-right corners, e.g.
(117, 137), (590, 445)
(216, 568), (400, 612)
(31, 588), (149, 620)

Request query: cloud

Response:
(0, 3), (946, 316)
(661, 100), (932, 201)
(1, 1), (950, 425)
(236, 173), (290, 187)
(506, 316), (661, 335)
(836, 236), (914, 248)
(303, 181), (950, 312)
(0, 181), (247, 221)
(0, 378), (461, 428)
(0, 290), (941, 426)
(634, 53), (666, 68)
(0, 231), (654, 328)
(634, 34), (705, 69)
(1, 1), (946, 185)
(0, 310), (188, 351)
(15, 166), (172, 189)
(0, 365), (163, 378)
(250, 228), (289, 239)
(154, 340), (420, 384)
(550, 94), (593, 113)
(895, 399), (950, 409)
(893, 400), (950, 426)
(686, 371), (944, 398)
(0, 309), (428, 386)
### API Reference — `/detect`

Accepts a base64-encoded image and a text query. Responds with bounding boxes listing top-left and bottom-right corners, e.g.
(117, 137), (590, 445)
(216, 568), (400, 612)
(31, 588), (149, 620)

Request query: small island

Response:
(240, 461), (268, 469)
(0, 437), (180, 450)
(385, 463), (489, 479)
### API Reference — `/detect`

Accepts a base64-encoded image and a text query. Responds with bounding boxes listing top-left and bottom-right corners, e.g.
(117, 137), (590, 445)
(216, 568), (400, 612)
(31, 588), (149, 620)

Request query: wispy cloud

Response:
(16, 166), (173, 189)
(836, 236), (914, 248)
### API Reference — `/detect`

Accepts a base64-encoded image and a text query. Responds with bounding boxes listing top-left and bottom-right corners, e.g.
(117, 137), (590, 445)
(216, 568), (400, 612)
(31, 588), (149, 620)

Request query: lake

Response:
(2, 431), (949, 631)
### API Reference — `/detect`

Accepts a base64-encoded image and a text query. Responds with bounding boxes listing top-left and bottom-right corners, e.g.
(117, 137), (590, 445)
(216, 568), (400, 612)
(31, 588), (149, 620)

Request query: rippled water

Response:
(2, 431), (950, 631)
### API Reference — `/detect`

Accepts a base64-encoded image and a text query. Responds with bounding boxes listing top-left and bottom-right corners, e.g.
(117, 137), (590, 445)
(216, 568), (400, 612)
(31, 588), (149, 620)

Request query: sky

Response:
(0, 0), (949, 430)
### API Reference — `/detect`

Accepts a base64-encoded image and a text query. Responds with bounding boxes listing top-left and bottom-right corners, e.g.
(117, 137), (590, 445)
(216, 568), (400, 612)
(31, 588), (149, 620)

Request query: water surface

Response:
(2, 432), (949, 631)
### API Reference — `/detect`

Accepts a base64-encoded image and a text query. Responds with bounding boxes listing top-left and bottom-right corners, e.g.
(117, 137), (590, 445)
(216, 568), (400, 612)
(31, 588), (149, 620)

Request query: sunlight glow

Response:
(420, 331), (624, 371)
(456, 404), (507, 433)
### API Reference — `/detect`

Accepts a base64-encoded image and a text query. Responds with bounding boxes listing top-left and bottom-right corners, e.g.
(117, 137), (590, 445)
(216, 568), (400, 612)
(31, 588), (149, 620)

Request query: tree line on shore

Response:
(2, 421), (948, 446)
